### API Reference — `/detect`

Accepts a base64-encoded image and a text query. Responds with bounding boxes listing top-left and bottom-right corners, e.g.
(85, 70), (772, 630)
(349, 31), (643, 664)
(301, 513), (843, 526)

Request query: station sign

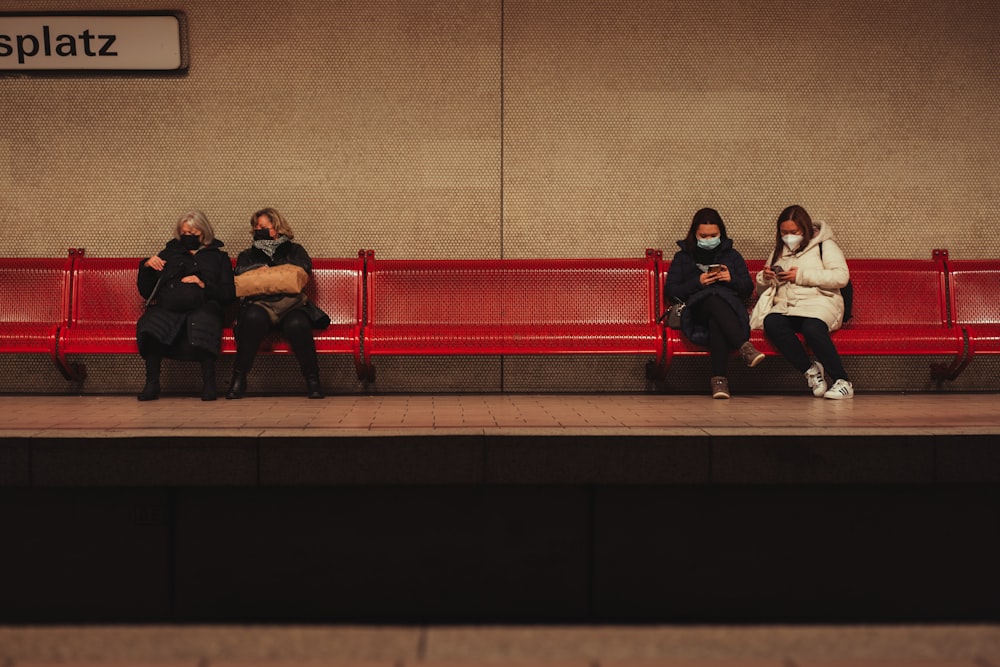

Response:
(0, 13), (186, 71)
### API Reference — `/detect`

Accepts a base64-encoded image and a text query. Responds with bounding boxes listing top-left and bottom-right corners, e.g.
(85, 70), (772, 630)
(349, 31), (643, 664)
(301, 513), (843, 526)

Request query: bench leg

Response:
(931, 328), (974, 383)
(53, 351), (86, 382)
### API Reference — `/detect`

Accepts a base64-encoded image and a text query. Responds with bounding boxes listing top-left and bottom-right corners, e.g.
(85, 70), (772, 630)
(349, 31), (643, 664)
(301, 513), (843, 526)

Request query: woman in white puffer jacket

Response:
(754, 205), (854, 399)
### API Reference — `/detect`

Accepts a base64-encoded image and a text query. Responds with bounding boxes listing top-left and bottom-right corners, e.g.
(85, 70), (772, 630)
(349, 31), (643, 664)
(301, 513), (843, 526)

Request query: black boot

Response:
(226, 371), (247, 400)
(137, 355), (161, 401)
(305, 375), (324, 399)
(137, 380), (160, 401)
(201, 358), (217, 401)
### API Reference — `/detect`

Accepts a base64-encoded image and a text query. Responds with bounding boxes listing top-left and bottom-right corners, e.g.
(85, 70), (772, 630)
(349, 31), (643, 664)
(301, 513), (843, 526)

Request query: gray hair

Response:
(174, 210), (215, 245)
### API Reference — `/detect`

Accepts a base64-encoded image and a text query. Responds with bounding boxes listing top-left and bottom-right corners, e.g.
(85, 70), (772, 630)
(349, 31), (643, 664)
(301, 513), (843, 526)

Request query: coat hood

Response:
(799, 219), (833, 254)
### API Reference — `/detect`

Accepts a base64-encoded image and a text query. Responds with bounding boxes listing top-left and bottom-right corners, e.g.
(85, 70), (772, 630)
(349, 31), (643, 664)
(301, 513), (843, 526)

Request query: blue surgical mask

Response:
(697, 236), (721, 250)
(782, 234), (804, 251)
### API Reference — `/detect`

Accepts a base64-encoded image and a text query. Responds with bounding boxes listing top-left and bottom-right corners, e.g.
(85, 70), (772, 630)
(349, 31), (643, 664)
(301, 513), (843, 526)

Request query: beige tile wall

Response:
(2, 0), (998, 263)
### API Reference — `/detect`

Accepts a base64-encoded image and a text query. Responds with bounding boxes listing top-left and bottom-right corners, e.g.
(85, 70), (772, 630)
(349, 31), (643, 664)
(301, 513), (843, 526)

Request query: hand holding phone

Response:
(708, 264), (723, 274)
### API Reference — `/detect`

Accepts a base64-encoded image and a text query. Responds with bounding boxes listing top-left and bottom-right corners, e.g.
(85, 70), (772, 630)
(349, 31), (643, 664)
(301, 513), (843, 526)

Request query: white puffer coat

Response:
(755, 220), (850, 332)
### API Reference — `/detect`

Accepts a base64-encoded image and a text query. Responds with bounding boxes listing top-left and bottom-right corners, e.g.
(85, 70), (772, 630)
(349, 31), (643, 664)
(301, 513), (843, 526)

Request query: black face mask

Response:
(253, 229), (273, 241)
(179, 235), (201, 251)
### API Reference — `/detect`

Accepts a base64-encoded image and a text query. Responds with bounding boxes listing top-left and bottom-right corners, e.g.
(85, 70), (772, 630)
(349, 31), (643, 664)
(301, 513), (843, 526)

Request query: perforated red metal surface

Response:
(61, 257), (143, 354)
(0, 256), (72, 354)
(365, 256), (661, 358)
(62, 257), (365, 378)
(949, 260), (1000, 354)
(667, 257), (965, 362)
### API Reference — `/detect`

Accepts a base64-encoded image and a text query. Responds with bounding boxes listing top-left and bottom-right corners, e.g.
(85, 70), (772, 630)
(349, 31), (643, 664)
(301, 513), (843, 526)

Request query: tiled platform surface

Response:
(3, 392), (1000, 432)
(0, 623), (999, 666)
(1, 393), (999, 486)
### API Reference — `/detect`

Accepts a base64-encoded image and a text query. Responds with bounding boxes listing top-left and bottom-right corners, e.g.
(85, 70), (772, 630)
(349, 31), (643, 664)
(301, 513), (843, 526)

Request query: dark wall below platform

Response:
(2, 484), (998, 623)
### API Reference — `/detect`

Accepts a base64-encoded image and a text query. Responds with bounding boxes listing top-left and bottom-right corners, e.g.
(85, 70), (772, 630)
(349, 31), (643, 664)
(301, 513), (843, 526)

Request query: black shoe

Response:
(137, 381), (160, 402)
(226, 373), (246, 400)
(201, 359), (217, 401)
(306, 375), (324, 399)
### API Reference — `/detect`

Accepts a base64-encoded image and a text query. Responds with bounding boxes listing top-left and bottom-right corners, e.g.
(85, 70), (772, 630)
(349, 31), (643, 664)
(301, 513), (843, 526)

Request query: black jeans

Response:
(763, 313), (849, 381)
(694, 294), (747, 377)
(234, 304), (320, 378)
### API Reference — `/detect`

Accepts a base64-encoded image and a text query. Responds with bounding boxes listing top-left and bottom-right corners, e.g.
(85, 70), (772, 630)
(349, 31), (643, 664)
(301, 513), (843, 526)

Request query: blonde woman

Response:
(227, 207), (325, 399)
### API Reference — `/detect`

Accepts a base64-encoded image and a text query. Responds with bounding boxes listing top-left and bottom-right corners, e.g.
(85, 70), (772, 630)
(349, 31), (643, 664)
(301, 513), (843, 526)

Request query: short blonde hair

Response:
(174, 210), (215, 245)
(251, 207), (295, 240)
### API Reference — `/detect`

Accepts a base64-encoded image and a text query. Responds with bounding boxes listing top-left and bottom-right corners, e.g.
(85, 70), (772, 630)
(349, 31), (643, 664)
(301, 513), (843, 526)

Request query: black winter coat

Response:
(664, 237), (754, 347)
(136, 238), (236, 359)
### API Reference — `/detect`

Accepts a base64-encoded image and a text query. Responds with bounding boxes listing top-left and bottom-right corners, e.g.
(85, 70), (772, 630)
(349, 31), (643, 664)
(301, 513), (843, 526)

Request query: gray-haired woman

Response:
(136, 210), (236, 401)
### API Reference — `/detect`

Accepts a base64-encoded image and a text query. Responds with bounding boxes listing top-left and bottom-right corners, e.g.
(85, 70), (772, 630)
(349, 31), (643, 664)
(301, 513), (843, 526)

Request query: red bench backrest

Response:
(948, 260), (1000, 326)
(846, 259), (947, 327)
(368, 257), (656, 327)
(308, 258), (364, 327)
(69, 257), (143, 327)
(0, 256), (73, 325)
(744, 258), (947, 327)
(71, 256), (362, 328)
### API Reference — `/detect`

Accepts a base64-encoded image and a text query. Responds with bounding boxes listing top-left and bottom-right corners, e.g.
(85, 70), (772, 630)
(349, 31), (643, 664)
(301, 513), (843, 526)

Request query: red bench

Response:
(56, 250), (366, 382)
(946, 258), (1000, 373)
(362, 252), (665, 381)
(0, 251), (77, 379)
(662, 251), (969, 382)
(3, 247), (994, 391)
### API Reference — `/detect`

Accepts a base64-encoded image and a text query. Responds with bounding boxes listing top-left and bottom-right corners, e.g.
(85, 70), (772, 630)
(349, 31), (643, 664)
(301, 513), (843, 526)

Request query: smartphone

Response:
(708, 264), (723, 274)
(771, 265), (784, 273)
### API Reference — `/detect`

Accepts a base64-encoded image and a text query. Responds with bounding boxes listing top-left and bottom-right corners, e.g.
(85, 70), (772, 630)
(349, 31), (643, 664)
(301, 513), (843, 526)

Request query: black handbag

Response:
(304, 299), (331, 330)
(665, 299), (685, 329)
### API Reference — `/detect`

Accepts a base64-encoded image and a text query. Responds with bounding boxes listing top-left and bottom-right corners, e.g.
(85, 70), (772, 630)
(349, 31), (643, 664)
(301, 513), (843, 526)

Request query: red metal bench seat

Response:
(0, 253), (76, 378)
(948, 258), (1000, 358)
(363, 255), (665, 379)
(57, 252), (365, 381)
(664, 253), (968, 381)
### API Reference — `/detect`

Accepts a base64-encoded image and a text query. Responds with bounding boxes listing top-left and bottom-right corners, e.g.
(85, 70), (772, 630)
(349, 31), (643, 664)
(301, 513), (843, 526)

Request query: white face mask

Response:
(782, 234), (804, 251)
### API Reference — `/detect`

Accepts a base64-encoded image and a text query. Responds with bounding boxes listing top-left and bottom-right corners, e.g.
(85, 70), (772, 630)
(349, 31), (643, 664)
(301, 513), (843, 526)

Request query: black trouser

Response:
(763, 313), (849, 381)
(694, 294), (747, 377)
(234, 304), (319, 378)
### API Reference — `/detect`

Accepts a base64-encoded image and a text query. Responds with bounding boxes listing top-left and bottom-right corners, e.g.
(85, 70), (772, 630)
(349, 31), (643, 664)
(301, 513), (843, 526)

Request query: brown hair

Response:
(770, 204), (815, 265)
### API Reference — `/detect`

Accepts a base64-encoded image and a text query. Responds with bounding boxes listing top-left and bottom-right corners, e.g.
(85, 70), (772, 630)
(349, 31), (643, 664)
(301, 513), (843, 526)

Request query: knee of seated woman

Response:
(280, 309), (312, 333)
(240, 303), (272, 327)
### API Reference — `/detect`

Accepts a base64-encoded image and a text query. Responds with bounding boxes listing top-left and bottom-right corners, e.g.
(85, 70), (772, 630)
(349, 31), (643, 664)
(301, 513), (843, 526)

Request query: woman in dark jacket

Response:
(136, 210), (236, 401)
(226, 207), (324, 399)
(664, 207), (763, 399)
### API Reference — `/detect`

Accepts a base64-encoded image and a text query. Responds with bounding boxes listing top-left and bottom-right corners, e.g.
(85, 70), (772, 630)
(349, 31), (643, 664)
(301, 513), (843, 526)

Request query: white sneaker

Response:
(824, 379), (854, 399)
(804, 361), (827, 397)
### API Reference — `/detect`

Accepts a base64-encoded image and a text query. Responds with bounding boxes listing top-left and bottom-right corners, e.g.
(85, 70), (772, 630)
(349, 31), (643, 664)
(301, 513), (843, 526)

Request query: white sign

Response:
(0, 14), (184, 71)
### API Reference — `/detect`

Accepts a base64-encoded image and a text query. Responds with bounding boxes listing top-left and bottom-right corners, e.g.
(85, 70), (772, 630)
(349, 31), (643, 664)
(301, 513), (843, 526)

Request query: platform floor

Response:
(0, 623), (999, 666)
(1, 391), (999, 435)
(1, 392), (998, 666)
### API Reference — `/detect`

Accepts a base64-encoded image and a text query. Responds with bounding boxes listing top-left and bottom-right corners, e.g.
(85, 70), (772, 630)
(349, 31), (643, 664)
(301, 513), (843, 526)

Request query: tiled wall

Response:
(4, 0), (998, 262)
(2, 0), (998, 393)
